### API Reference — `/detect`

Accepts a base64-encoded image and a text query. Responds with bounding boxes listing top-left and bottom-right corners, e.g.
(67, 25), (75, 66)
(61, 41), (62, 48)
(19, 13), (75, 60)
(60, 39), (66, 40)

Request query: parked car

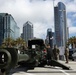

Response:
(69, 49), (73, 60)
(72, 49), (76, 61)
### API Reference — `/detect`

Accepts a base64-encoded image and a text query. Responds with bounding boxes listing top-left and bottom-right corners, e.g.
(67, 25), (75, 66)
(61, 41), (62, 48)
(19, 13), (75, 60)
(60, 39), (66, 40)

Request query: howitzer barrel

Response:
(18, 54), (29, 62)
(0, 48), (29, 70)
(0, 49), (11, 69)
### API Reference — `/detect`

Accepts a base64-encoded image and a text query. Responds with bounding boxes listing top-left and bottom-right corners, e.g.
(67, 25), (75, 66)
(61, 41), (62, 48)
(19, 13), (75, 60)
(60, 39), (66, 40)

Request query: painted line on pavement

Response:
(12, 72), (35, 75)
(60, 70), (70, 75)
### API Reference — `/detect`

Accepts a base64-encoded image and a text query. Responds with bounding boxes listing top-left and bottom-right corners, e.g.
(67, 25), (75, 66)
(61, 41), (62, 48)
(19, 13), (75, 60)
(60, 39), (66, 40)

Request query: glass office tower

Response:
(23, 21), (33, 43)
(0, 13), (20, 45)
(54, 2), (68, 47)
(45, 28), (54, 48)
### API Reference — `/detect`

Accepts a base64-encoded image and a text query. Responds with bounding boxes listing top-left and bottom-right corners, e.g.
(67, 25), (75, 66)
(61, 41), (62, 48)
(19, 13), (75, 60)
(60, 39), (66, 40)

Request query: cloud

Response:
(67, 18), (73, 27)
(73, 13), (76, 17)
(69, 27), (76, 35)
(0, 0), (76, 38)
(0, 0), (55, 38)
(66, 3), (76, 12)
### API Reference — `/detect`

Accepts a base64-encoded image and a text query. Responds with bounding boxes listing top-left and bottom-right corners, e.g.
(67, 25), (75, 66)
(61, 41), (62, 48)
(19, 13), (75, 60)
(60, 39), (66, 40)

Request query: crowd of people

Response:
(46, 44), (69, 63)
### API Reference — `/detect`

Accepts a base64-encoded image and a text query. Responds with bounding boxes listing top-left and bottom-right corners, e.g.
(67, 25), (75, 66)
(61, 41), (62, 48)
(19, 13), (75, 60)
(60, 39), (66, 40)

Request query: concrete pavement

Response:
(0, 60), (76, 75)
(58, 60), (76, 70)
(11, 60), (76, 75)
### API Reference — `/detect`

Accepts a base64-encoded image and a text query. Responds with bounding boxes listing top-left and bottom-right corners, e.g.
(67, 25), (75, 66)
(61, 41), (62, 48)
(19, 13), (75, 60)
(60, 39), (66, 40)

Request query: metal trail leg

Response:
(49, 59), (71, 70)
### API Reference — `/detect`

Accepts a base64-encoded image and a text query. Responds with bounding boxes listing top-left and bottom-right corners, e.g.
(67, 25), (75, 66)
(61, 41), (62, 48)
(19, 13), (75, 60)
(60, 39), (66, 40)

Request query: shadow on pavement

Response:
(9, 66), (27, 75)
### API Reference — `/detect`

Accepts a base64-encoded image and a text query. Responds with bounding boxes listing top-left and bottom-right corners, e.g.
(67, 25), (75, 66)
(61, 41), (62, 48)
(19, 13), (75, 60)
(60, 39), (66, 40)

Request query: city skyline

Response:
(0, 0), (76, 39)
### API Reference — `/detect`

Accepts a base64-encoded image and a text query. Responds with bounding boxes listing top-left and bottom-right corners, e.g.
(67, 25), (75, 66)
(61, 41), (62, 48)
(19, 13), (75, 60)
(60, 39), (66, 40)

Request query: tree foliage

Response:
(67, 36), (76, 49)
(1, 37), (26, 49)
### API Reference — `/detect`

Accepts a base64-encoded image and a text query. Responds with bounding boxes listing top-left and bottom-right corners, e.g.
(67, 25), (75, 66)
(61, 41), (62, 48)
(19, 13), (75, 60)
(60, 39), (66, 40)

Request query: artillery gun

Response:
(0, 39), (71, 75)
(0, 48), (30, 75)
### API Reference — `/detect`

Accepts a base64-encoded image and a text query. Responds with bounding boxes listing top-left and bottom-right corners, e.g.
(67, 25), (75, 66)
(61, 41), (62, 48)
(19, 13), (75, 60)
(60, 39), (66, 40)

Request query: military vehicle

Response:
(0, 39), (71, 75)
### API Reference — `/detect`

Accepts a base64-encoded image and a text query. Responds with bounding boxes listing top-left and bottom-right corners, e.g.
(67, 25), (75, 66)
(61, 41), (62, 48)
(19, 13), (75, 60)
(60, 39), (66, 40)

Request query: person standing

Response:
(53, 45), (60, 60)
(64, 46), (69, 63)
(46, 44), (53, 60)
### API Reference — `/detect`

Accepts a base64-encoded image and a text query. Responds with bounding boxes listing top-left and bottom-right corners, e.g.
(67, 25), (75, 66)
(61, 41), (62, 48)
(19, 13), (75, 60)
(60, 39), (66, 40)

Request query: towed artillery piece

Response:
(0, 39), (71, 75)
(0, 48), (30, 75)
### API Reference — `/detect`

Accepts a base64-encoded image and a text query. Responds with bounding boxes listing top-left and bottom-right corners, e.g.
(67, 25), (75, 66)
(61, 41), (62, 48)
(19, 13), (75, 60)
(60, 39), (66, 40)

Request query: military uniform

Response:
(53, 48), (60, 60)
(64, 47), (69, 63)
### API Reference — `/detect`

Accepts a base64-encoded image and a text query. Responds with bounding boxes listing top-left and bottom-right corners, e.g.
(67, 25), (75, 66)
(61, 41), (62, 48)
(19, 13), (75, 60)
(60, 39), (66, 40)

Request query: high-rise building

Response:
(23, 21), (33, 43)
(0, 13), (20, 45)
(54, 2), (68, 47)
(45, 28), (54, 48)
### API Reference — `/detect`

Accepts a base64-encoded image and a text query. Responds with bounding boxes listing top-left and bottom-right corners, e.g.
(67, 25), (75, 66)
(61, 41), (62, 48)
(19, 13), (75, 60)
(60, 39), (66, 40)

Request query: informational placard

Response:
(32, 45), (36, 49)
(59, 46), (65, 55)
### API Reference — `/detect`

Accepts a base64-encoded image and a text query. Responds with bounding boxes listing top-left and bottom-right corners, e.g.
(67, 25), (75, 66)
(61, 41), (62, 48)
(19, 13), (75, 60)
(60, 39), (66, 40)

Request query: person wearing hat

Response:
(64, 46), (69, 63)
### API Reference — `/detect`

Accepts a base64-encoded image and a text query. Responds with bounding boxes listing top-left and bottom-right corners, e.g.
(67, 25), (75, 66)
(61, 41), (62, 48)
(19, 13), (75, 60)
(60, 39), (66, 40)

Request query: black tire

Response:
(72, 58), (74, 61)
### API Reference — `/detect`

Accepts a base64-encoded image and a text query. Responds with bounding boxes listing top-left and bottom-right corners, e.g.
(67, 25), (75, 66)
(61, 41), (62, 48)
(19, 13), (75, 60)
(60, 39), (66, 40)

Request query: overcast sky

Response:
(0, 0), (76, 39)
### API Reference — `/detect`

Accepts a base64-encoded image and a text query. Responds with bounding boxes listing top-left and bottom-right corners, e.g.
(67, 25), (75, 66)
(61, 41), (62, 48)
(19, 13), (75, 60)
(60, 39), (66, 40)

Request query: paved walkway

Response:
(58, 60), (76, 70)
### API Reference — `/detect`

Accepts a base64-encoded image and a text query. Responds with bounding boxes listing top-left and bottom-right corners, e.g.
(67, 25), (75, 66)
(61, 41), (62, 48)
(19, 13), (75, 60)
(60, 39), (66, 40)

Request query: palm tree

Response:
(1, 37), (14, 48)
(15, 38), (26, 49)
(1, 37), (26, 49)
(68, 36), (76, 49)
